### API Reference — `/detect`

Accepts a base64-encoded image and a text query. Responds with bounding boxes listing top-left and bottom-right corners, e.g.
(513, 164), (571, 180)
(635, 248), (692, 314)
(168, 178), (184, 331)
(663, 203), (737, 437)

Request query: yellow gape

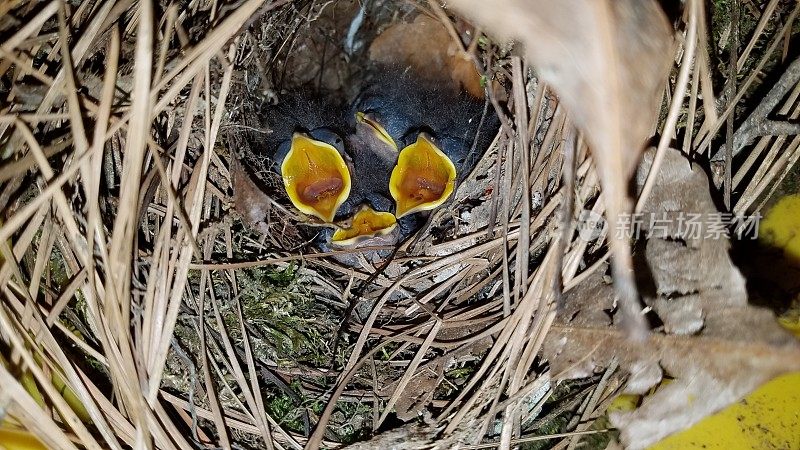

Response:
(281, 133), (351, 222)
(389, 134), (456, 218)
(331, 206), (397, 246)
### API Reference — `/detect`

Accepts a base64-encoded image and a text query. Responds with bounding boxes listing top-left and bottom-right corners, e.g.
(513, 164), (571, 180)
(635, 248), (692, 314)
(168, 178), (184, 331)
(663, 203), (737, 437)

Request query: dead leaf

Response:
(368, 14), (483, 98)
(546, 148), (800, 449)
(449, 0), (674, 337)
(391, 369), (440, 421)
(545, 324), (800, 449)
(230, 155), (272, 235)
(635, 148), (749, 334)
(378, 327), (493, 422)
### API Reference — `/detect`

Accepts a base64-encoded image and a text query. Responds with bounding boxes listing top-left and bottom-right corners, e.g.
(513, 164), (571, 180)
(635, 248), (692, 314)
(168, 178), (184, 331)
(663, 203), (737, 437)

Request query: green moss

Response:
(167, 219), (347, 438)
(47, 244), (71, 290)
(518, 379), (604, 449)
(229, 264), (336, 367)
(520, 416), (570, 450)
(437, 363), (479, 399)
(332, 400), (373, 444)
(266, 384), (307, 433)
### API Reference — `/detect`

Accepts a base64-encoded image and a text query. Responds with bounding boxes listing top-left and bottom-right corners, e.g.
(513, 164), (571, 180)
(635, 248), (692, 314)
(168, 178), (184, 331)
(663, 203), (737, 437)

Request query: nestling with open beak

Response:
(235, 93), (402, 256)
(234, 67), (498, 261)
(353, 67), (498, 221)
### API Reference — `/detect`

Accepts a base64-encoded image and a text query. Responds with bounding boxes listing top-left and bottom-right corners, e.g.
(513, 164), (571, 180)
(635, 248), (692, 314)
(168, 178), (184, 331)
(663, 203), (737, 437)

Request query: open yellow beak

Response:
(281, 133), (351, 222)
(389, 134), (456, 218)
(331, 206), (397, 246)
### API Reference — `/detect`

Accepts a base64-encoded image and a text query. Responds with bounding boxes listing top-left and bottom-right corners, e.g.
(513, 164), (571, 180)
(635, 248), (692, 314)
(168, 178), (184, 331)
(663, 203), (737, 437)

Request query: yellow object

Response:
(50, 369), (91, 425)
(759, 192), (800, 338)
(607, 394), (640, 413)
(779, 313), (800, 339)
(331, 206), (397, 245)
(390, 134), (456, 218)
(759, 194), (800, 266)
(281, 133), (351, 222)
(0, 421), (48, 450)
(650, 372), (800, 449)
(1, 343), (92, 426)
(609, 194), (800, 449)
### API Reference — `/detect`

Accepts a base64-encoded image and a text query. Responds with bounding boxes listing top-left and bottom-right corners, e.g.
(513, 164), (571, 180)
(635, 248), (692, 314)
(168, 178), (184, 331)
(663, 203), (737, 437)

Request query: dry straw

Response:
(0, 0), (798, 449)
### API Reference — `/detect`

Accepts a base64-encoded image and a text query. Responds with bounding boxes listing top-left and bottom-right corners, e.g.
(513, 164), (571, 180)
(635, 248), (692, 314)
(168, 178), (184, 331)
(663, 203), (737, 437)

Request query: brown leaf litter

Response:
(545, 148), (800, 449)
(368, 14), (484, 99)
(4, 0), (799, 448)
(450, 0), (674, 338)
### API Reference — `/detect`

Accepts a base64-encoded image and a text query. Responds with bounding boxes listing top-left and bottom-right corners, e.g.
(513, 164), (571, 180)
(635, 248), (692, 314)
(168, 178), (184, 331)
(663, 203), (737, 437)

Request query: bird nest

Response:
(2, 0), (800, 449)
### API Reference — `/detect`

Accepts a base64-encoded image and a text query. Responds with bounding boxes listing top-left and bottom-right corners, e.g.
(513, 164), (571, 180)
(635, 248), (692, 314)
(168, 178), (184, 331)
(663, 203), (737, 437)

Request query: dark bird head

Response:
(236, 69), (498, 261)
(351, 66), (499, 221)
(237, 93), (404, 256)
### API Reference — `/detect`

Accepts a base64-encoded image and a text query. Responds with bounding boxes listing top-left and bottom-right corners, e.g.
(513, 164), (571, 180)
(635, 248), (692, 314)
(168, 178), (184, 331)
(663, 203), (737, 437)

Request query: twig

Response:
(712, 54), (800, 161)
(724, 0), (739, 208)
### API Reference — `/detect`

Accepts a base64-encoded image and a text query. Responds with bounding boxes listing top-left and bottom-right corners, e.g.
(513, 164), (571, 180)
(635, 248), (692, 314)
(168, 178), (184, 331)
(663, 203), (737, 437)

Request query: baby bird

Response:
(352, 66), (498, 221)
(234, 67), (498, 258)
(235, 92), (401, 253)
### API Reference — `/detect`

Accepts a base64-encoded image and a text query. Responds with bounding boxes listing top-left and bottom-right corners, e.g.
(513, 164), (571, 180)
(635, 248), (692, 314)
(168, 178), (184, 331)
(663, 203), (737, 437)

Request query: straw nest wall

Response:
(1, 0), (800, 449)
